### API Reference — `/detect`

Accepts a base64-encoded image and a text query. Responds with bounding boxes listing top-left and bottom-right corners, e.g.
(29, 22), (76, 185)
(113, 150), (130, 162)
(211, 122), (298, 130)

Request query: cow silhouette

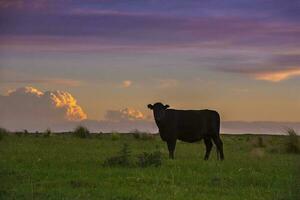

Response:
(148, 102), (224, 160)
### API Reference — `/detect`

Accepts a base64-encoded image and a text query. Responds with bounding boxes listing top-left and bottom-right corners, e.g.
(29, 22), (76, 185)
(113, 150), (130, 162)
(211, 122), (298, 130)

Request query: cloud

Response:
(1, 5), (299, 49)
(0, 0), (51, 11)
(69, 8), (150, 17)
(0, 78), (83, 87)
(228, 67), (300, 82)
(254, 68), (300, 82)
(0, 0), (71, 10)
(104, 108), (148, 122)
(0, 0), (23, 9)
(120, 80), (132, 88)
(0, 86), (87, 130)
(217, 54), (300, 82)
(48, 90), (87, 121)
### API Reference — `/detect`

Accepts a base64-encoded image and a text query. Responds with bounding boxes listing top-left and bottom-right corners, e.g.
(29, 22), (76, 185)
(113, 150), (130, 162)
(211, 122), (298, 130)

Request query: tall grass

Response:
(103, 143), (131, 167)
(137, 150), (162, 167)
(23, 129), (29, 135)
(43, 128), (52, 137)
(103, 143), (163, 168)
(131, 129), (155, 140)
(73, 126), (90, 138)
(0, 134), (299, 199)
(111, 132), (120, 141)
(0, 127), (9, 140)
(286, 128), (300, 154)
(252, 136), (266, 148)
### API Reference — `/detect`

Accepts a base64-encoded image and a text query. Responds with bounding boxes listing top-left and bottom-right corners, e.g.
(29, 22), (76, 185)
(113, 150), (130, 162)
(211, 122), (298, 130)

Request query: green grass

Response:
(0, 134), (299, 200)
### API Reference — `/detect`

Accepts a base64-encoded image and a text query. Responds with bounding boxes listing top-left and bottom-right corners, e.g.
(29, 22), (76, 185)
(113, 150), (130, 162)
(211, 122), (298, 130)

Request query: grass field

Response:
(0, 133), (299, 200)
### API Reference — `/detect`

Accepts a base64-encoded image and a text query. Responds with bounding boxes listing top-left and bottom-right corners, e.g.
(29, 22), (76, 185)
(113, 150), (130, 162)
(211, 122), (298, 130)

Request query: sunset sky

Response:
(0, 0), (299, 132)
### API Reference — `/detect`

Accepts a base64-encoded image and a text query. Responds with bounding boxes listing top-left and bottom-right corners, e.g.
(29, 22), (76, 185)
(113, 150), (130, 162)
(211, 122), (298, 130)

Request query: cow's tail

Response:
(216, 111), (221, 136)
(215, 111), (224, 160)
(214, 112), (221, 159)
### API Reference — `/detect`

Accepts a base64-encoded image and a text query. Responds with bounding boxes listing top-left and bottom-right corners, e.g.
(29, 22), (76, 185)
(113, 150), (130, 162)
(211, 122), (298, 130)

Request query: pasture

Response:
(0, 133), (299, 200)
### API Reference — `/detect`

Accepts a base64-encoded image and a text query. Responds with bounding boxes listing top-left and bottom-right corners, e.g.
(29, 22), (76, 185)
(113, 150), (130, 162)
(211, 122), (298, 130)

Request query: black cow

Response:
(148, 102), (224, 160)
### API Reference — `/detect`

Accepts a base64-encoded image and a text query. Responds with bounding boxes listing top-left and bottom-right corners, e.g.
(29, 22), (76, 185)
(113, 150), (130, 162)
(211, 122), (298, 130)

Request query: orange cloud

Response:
(255, 68), (300, 82)
(49, 90), (87, 121)
(120, 108), (146, 120)
(8, 86), (44, 96)
(0, 87), (87, 129)
(105, 108), (147, 122)
(120, 80), (132, 88)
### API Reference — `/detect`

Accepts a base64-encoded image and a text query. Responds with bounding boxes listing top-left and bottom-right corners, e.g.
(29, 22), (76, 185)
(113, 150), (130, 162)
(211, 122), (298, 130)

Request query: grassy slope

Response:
(0, 134), (299, 200)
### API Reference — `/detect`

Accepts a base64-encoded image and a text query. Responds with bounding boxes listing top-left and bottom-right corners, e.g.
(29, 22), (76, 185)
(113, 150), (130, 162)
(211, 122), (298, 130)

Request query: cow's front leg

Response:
(204, 138), (213, 160)
(167, 140), (176, 159)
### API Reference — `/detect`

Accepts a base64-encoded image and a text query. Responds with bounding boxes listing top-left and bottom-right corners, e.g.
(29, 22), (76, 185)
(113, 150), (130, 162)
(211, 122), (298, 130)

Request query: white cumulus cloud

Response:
(0, 86), (87, 130)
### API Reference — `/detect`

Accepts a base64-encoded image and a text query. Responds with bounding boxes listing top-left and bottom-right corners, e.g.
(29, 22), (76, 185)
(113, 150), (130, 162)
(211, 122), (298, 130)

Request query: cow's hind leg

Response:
(212, 136), (224, 160)
(204, 138), (213, 160)
(167, 140), (176, 159)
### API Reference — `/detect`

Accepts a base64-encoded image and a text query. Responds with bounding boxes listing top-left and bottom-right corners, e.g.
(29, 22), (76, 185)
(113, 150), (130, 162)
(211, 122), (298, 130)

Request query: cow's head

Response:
(147, 102), (169, 122)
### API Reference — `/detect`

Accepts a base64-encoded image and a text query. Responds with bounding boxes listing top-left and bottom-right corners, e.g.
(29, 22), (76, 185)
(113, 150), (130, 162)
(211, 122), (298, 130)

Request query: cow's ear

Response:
(164, 104), (170, 109)
(147, 104), (154, 110)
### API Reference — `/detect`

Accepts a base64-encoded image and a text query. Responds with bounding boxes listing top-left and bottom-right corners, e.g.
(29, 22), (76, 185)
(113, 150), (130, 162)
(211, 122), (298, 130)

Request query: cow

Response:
(148, 102), (224, 160)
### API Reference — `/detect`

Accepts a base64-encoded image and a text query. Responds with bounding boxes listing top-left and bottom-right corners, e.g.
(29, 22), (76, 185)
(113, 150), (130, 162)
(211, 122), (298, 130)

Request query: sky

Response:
(0, 0), (300, 133)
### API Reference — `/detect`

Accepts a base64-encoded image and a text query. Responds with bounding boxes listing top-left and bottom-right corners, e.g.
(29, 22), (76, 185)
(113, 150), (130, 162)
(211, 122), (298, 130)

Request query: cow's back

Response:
(163, 109), (220, 142)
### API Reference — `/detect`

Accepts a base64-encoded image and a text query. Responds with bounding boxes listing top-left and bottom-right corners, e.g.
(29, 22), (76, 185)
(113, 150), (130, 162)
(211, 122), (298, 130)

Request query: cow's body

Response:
(148, 103), (224, 160)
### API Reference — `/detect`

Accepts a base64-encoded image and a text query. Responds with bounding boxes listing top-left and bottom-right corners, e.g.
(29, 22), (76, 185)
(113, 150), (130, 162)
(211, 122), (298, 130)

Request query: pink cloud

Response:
(1, 78), (83, 87)
(0, 0), (23, 9)
(0, 0), (50, 10)
(255, 68), (300, 82)
(68, 8), (151, 17)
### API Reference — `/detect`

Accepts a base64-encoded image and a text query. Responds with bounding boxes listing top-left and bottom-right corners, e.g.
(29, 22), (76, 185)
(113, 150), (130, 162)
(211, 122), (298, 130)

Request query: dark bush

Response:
(245, 136), (250, 142)
(94, 132), (103, 139)
(69, 180), (94, 188)
(34, 131), (40, 137)
(257, 136), (265, 147)
(23, 129), (29, 135)
(73, 126), (90, 138)
(15, 131), (23, 137)
(286, 128), (300, 154)
(43, 128), (51, 137)
(137, 151), (162, 167)
(111, 132), (120, 141)
(132, 133), (141, 139)
(251, 136), (266, 148)
(131, 129), (155, 140)
(103, 143), (131, 167)
(140, 134), (155, 140)
(269, 147), (282, 154)
(0, 127), (9, 140)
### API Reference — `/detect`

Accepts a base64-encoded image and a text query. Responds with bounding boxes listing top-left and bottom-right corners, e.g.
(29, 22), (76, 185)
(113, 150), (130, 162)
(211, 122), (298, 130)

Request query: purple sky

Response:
(0, 0), (300, 132)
